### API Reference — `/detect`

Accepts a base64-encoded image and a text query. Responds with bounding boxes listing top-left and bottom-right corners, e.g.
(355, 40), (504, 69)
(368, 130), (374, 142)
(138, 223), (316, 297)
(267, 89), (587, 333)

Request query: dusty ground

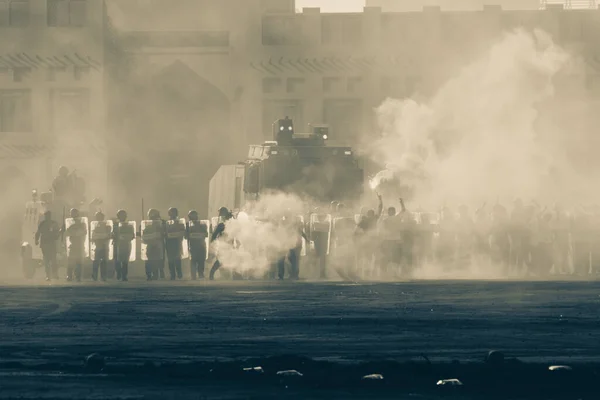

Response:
(1, 278), (600, 399)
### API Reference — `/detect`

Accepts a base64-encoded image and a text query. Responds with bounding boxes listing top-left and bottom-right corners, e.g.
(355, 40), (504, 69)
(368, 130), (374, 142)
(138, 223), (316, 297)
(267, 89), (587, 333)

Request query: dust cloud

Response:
(367, 29), (584, 209)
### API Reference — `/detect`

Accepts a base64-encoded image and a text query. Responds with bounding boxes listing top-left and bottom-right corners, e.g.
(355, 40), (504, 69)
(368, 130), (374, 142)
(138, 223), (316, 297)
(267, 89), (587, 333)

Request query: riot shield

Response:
(116, 221), (137, 262)
(296, 215), (307, 256)
(23, 201), (44, 260)
(189, 220), (210, 260)
(166, 218), (188, 259)
(141, 220), (163, 261)
(90, 220), (114, 261)
(310, 214), (332, 255)
(332, 217), (356, 252)
(65, 217), (90, 259)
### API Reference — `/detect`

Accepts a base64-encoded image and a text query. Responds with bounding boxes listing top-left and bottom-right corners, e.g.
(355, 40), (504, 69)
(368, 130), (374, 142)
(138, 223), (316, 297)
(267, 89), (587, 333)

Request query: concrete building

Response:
(0, 0), (107, 202)
(366, 0), (540, 11)
(102, 0), (600, 216)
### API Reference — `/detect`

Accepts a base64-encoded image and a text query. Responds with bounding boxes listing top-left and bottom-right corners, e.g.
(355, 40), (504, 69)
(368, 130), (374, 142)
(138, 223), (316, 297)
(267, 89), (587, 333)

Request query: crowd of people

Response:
(24, 167), (600, 282)
(329, 195), (600, 279)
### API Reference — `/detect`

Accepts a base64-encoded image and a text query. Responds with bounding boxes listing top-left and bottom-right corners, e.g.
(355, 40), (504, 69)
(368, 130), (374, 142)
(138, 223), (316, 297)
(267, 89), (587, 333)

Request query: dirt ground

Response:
(1, 279), (600, 399)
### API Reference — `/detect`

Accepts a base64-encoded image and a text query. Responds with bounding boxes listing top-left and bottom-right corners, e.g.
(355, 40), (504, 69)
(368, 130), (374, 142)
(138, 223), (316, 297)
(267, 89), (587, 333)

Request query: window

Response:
(0, 0), (29, 26)
(74, 66), (90, 81)
(322, 16), (363, 46)
(46, 66), (66, 82)
(347, 77), (362, 93)
(48, 0), (86, 27)
(13, 67), (31, 82)
(0, 90), (32, 133)
(323, 77), (342, 93)
(50, 89), (91, 132)
(286, 78), (304, 94)
(262, 16), (301, 45)
(262, 78), (282, 94)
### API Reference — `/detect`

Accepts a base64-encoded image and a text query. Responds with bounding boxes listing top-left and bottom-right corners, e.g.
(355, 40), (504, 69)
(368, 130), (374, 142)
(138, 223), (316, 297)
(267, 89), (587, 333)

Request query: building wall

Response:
(366, 0), (541, 12)
(108, 1), (600, 214)
(0, 0), (106, 199)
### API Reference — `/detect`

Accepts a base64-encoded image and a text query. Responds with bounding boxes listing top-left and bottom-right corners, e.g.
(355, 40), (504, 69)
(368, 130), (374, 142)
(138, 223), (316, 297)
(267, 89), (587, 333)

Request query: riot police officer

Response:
(114, 209), (135, 281)
(91, 211), (112, 282)
(35, 211), (60, 281)
(186, 210), (208, 280)
(142, 208), (165, 281)
(65, 208), (87, 282)
(165, 207), (185, 280)
(209, 206), (233, 280)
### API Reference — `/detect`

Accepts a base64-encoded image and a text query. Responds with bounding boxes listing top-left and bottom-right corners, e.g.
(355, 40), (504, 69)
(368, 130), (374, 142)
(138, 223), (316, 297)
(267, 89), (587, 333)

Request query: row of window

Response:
(0, 66), (91, 83)
(262, 76), (421, 95)
(0, 0), (86, 27)
(262, 13), (599, 46)
(0, 89), (90, 133)
(262, 76), (365, 94)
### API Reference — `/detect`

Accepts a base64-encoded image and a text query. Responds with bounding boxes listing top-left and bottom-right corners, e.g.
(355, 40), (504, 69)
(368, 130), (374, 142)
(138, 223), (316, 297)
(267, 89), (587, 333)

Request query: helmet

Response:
(218, 207), (230, 217)
(148, 208), (160, 220)
(59, 166), (69, 176)
(95, 211), (105, 221)
(116, 209), (127, 220)
(188, 210), (199, 220)
(168, 207), (178, 218)
(70, 208), (80, 218)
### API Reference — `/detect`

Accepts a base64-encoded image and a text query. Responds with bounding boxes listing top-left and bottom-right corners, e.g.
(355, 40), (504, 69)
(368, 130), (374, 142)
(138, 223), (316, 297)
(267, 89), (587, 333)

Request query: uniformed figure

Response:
(114, 210), (135, 281)
(209, 207), (233, 280)
(91, 211), (112, 281)
(35, 211), (60, 281)
(142, 208), (166, 281)
(186, 210), (208, 280)
(65, 208), (88, 282)
(288, 215), (307, 280)
(52, 166), (71, 200)
(165, 207), (186, 280)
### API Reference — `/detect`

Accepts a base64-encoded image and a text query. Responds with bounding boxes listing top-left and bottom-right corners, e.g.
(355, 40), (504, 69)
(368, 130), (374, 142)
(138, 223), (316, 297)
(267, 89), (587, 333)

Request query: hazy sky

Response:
(295, 0), (366, 12)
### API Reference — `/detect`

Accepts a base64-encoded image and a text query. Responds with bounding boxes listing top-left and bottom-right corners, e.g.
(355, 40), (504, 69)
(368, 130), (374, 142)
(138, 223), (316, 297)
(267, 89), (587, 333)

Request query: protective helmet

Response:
(188, 210), (199, 220)
(116, 209), (127, 220)
(218, 207), (230, 217)
(70, 208), (80, 218)
(148, 208), (160, 220)
(168, 207), (178, 218)
(95, 211), (105, 221)
(59, 166), (69, 176)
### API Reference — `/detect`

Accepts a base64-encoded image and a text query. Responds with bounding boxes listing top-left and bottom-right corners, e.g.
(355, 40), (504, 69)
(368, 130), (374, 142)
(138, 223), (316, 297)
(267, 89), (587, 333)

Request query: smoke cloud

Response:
(368, 29), (577, 209)
(211, 191), (306, 278)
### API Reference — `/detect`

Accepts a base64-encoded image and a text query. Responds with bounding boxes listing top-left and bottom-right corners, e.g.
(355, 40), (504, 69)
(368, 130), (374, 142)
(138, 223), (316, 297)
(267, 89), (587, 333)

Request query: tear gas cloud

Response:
(212, 192), (306, 278)
(368, 29), (589, 209)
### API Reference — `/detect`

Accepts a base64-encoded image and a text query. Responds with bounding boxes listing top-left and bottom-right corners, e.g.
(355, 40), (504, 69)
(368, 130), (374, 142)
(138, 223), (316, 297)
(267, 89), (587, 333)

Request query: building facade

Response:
(105, 0), (600, 216)
(0, 0), (106, 202)
(366, 0), (541, 12)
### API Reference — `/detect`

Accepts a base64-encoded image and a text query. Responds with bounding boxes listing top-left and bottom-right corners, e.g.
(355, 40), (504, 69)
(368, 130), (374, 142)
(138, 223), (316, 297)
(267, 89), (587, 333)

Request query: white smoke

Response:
(212, 192), (306, 277)
(369, 29), (573, 208)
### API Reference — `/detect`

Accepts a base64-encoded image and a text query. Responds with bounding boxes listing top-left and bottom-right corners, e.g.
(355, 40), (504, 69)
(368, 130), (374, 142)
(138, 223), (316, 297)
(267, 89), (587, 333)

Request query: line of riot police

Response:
(28, 196), (600, 281)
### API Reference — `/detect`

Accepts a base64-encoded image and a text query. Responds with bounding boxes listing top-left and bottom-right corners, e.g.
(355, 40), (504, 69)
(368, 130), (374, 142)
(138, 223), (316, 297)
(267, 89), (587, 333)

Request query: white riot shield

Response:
(23, 201), (44, 259)
(141, 220), (163, 261)
(90, 220), (114, 261)
(65, 217), (90, 259)
(167, 218), (188, 259)
(333, 217), (356, 252)
(310, 214), (332, 255)
(297, 215), (307, 256)
(187, 220), (211, 260)
(117, 221), (137, 262)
